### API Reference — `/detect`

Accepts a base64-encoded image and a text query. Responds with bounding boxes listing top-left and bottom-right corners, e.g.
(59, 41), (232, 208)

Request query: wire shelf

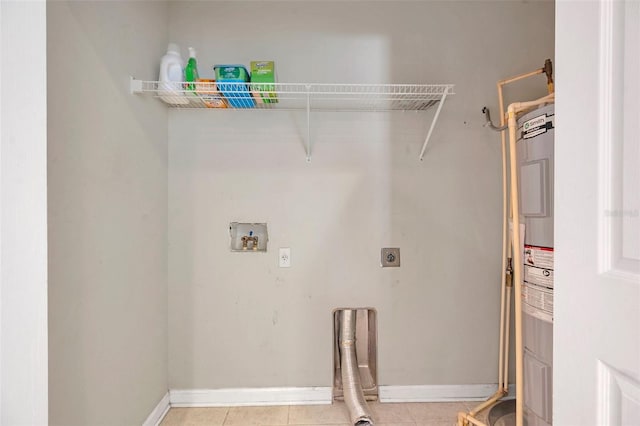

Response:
(130, 78), (454, 161)
(131, 80), (454, 112)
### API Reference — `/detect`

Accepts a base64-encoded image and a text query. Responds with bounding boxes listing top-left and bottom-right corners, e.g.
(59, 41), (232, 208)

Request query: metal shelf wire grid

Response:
(132, 80), (455, 111)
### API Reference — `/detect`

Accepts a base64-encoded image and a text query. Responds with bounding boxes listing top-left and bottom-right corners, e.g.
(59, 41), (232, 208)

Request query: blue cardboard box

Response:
(214, 65), (255, 108)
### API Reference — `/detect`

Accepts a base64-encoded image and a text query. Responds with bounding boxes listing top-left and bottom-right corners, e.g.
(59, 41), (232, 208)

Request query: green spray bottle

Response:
(184, 47), (199, 93)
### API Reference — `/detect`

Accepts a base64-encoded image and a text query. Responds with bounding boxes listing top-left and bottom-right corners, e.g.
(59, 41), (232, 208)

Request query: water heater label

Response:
(524, 245), (554, 270)
(523, 283), (553, 323)
(522, 113), (554, 139)
(524, 245), (554, 289)
(524, 265), (554, 289)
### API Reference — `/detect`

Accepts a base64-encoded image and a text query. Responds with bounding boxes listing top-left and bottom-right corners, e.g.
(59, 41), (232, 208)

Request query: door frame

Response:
(0, 0), (48, 423)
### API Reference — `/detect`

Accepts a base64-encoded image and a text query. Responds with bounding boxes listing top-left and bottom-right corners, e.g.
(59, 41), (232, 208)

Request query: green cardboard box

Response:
(250, 61), (278, 104)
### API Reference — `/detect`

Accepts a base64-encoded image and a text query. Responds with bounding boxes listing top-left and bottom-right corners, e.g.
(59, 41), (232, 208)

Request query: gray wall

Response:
(47, 2), (169, 424)
(167, 1), (555, 389)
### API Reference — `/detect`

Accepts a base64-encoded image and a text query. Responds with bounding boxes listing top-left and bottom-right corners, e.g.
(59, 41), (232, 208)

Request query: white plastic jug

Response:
(158, 43), (188, 105)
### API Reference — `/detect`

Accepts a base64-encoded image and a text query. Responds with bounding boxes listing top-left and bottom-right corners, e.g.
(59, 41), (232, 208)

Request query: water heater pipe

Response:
(498, 68), (544, 87)
(459, 61), (554, 426)
(494, 60), (554, 395)
(481, 107), (508, 132)
(458, 411), (490, 426)
(498, 78), (509, 395)
(507, 93), (555, 426)
(340, 310), (374, 426)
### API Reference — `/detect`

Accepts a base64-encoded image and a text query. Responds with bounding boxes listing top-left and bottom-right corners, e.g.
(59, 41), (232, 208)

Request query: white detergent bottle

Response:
(158, 43), (188, 105)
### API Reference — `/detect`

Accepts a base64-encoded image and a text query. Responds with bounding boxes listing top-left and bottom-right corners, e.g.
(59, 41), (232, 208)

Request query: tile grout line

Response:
(221, 406), (230, 426)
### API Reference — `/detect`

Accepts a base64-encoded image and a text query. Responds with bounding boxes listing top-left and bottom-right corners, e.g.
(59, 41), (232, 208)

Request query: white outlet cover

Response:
(279, 248), (291, 268)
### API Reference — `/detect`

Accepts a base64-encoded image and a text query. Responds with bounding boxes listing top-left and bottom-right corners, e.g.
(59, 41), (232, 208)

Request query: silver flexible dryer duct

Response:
(340, 310), (374, 426)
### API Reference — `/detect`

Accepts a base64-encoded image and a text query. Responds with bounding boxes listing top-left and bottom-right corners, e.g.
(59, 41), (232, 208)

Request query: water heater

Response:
(516, 104), (554, 426)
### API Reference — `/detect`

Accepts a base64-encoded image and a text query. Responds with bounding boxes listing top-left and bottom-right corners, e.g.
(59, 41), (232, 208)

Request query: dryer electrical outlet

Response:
(381, 248), (400, 267)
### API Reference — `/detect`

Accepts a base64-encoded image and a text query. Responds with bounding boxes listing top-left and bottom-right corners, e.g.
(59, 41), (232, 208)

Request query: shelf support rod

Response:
(306, 85), (312, 162)
(419, 90), (449, 161)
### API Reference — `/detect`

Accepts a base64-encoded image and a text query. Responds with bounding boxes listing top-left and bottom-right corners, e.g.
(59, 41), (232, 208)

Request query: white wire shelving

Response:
(130, 78), (455, 161)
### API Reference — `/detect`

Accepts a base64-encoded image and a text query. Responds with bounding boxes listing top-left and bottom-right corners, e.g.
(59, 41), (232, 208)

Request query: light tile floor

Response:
(160, 401), (486, 426)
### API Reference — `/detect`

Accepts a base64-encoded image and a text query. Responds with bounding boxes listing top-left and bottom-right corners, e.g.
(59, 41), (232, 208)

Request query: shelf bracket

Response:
(130, 76), (143, 95)
(418, 90), (449, 161)
(305, 85), (312, 162)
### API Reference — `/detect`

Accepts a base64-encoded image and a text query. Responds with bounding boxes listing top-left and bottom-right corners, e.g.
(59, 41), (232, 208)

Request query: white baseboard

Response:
(380, 384), (517, 403)
(169, 387), (333, 407)
(142, 392), (170, 426)
(168, 384), (515, 407)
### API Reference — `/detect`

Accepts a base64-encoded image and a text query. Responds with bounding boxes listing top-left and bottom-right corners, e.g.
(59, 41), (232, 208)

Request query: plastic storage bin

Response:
(214, 65), (255, 108)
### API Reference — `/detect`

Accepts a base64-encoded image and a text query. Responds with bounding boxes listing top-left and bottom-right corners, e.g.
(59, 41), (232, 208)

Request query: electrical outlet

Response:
(279, 248), (291, 268)
(381, 248), (400, 267)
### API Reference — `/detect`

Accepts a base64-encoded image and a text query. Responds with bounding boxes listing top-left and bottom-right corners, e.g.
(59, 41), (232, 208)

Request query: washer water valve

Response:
(241, 233), (259, 250)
